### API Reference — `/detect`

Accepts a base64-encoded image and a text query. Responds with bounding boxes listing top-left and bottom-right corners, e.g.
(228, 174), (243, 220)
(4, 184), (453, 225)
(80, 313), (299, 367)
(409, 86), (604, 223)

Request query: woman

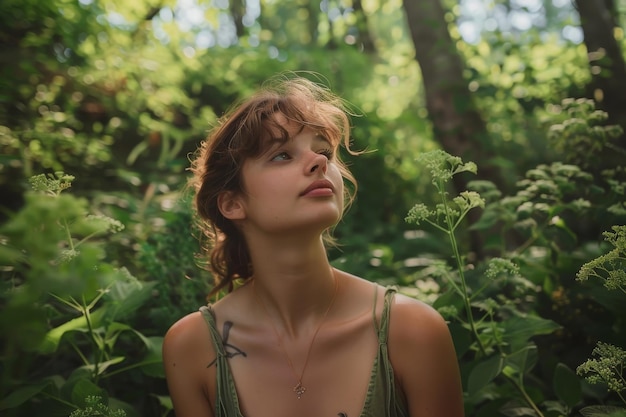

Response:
(162, 76), (464, 417)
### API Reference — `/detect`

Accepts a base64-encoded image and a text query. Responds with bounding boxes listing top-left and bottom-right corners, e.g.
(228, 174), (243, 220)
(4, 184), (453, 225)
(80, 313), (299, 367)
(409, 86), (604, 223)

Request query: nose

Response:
(308, 152), (328, 174)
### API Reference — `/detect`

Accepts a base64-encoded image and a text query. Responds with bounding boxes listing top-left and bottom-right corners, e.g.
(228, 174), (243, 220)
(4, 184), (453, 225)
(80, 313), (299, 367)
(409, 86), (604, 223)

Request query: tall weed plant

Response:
(404, 99), (625, 416)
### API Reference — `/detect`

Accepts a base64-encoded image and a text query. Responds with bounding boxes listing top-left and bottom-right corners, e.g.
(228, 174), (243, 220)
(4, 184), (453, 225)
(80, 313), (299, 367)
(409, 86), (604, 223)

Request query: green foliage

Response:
(579, 406), (626, 417)
(458, 30), (590, 179)
(406, 150), (564, 417)
(29, 172), (75, 195)
(69, 396), (126, 417)
(405, 151), (483, 234)
(577, 226), (626, 293)
(554, 362), (583, 408)
(575, 225), (626, 413)
(138, 198), (212, 334)
(577, 342), (626, 397)
(0, 175), (163, 417)
(548, 99), (624, 170)
(1, 0), (624, 416)
(405, 132), (626, 415)
(469, 159), (624, 260)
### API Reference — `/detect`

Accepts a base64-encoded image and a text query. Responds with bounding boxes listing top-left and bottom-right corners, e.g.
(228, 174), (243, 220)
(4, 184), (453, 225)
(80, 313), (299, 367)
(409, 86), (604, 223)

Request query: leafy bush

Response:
(576, 225), (626, 413)
(138, 198), (212, 335)
(402, 101), (626, 415)
(405, 150), (565, 416)
(0, 173), (164, 417)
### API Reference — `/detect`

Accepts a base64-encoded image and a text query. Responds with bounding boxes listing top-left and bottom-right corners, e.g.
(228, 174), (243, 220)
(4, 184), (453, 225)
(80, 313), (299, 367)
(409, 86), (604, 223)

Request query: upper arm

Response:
(163, 312), (215, 417)
(388, 294), (464, 417)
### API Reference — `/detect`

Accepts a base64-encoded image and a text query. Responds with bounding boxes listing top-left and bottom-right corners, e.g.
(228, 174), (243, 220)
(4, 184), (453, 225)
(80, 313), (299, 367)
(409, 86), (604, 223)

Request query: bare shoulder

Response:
(163, 310), (215, 362)
(163, 311), (216, 417)
(388, 291), (455, 364)
(389, 293), (451, 345)
(388, 292), (465, 417)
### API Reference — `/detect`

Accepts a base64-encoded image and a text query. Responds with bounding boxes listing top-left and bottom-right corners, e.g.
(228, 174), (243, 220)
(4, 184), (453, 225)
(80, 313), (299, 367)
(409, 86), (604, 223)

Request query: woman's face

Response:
(234, 115), (345, 238)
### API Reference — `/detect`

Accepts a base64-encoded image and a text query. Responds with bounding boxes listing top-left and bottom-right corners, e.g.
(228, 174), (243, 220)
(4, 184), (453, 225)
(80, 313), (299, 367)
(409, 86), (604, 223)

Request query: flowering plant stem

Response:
(433, 177), (486, 356)
(435, 178), (546, 417)
(409, 152), (547, 417)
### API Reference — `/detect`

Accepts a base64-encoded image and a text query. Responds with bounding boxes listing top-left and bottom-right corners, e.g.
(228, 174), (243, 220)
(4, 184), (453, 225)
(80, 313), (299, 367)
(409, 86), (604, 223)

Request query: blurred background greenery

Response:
(1, 0), (625, 416)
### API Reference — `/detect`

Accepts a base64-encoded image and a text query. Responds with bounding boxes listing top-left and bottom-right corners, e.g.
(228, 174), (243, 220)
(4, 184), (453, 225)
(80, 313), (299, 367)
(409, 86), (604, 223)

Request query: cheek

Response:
(329, 166), (345, 200)
(243, 170), (287, 201)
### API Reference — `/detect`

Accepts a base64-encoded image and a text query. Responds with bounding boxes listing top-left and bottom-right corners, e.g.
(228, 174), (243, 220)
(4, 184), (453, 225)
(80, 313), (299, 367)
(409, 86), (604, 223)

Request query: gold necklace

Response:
(253, 276), (339, 399)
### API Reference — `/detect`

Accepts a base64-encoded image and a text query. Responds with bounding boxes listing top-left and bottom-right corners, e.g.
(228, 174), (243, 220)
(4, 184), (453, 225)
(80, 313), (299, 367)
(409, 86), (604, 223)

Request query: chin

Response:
(280, 212), (341, 235)
(312, 212), (342, 231)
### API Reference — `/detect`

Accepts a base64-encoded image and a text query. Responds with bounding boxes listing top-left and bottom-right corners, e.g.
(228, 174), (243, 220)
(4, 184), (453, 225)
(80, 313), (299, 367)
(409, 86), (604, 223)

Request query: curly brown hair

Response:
(190, 75), (358, 297)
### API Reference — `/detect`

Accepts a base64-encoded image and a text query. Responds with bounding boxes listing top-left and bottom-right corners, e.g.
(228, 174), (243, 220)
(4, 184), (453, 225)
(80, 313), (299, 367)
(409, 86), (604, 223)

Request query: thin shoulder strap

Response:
(372, 283), (380, 332)
(198, 305), (242, 417)
(200, 305), (226, 356)
(372, 285), (396, 343)
(368, 285), (407, 417)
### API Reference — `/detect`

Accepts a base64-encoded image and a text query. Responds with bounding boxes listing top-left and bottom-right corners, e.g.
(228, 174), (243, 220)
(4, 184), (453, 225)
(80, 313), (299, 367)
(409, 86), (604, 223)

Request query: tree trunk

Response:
(352, 0), (376, 53)
(229, 0), (246, 38)
(402, 0), (504, 258)
(304, 2), (319, 44)
(575, 0), (626, 143)
(401, 0), (501, 189)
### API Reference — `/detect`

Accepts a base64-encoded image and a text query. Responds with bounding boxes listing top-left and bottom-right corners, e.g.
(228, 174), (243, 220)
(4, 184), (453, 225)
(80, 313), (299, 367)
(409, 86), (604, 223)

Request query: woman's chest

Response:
(210, 314), (379, 417)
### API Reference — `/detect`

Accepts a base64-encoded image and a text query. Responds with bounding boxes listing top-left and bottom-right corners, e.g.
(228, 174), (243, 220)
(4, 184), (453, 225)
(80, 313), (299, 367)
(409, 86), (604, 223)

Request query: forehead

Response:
(262, 111), (334, 143)
(264, 112), (300, 137)
(259, 112), (311, 146)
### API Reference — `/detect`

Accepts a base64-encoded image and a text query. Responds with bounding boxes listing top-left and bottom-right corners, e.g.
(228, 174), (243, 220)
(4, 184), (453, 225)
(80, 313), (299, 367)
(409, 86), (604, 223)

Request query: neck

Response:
(252, 259), (340, 400)
(247, 232), (332, 285)
(246, 228), (335, 338)
(249, 237), (337, 337)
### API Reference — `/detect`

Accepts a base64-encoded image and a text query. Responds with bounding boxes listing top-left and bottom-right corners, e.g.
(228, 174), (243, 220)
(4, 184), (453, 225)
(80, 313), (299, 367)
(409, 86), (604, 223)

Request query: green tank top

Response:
(199, 286), (409, 417)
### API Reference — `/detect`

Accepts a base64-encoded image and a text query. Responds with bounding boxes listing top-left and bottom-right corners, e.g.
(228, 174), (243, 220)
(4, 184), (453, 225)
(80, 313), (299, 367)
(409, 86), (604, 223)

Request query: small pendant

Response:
(293, 382), (306, 399)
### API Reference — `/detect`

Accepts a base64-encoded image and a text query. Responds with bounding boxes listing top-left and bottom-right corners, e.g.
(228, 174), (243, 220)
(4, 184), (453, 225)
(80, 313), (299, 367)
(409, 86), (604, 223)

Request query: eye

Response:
(318, 148), (335, 159)
(270, 151), (291, 162)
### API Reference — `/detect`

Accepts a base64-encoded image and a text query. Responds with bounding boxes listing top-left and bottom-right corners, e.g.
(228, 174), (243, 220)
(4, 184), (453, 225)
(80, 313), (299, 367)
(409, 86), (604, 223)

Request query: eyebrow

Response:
(261, 136), (288, 152)
(260, 128), (333, 158)
(313, 132), (332, 145)
(257, 136), (287, 158)
(273, 129), (329, 144)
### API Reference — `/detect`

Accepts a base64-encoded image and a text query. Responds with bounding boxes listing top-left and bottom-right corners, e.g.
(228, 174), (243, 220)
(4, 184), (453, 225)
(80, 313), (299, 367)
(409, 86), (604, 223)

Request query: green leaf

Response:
(87, 356), (126, 376)
(548, 215), (578, 242)
(553, 362), (582, 408)
(135, 336), (165, 378)
(544, 400), (570, 414)
(68, 378), (105, 407)
(503, 345), (538, 384)
(499, 400), (539, 416)
(151, 394), (173, 412)
(104, 322), (133, 351)
(103, 277), (156, 323)
(0, 243), (26, 264)
(448, 322), (472, 358)
(126, 140), (149, 165)
(468, 208), (501, 231)
(502, 315), (561, 350)
(579, 406), (626, 417)
(38, 309), (106, 354)
(0, 380), (54, 410)
(107, 397), (136, 417)
(468, 354), (503, 397)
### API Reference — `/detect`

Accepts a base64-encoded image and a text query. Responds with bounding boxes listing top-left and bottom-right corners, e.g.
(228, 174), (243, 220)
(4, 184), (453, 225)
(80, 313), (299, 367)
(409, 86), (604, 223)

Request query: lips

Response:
(300, 179), (335, 196)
